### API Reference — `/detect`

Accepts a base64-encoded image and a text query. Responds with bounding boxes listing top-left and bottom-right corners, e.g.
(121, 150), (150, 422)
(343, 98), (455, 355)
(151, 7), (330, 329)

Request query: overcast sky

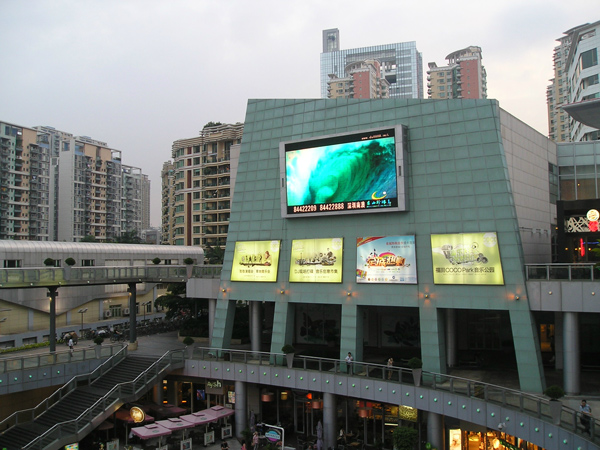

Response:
(0, 1), (593, 227)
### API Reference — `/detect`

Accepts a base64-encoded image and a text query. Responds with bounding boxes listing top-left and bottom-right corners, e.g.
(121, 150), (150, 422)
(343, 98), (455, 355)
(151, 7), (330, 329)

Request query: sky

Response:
(0, 1), (594, 227)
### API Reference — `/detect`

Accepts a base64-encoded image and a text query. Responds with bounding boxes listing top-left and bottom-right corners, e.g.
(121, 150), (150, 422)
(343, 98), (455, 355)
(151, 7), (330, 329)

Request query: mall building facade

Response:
(185, 98), (565, 448)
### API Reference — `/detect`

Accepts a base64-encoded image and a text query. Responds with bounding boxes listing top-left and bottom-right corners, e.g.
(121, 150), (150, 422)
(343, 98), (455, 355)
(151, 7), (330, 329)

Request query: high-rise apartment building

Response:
(548, 21), (600, 142)
(161, 161), (175, 245)
(2, 121), (149, 242)
(320, 28), (423, 99)
(164, 123), (243, 247)
(0, 122), (51, 241)
(327, 59), (390, 99)
(426, 46), (487, 100)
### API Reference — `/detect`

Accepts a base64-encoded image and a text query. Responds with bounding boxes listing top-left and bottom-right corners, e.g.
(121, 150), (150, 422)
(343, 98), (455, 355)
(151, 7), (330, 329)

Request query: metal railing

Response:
(0, 264), (222, 287)
(192, 347), (599, 445)
(0, 343), (123, 374)
(1, 347), (185, 450)
(525, 263), (597, 281)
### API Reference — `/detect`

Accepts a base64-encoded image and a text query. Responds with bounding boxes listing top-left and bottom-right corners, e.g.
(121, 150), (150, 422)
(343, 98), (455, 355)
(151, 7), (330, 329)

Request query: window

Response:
(581, 48), (598, 70)
(81, 259), (95, 266)
(3, 260), (22, 268)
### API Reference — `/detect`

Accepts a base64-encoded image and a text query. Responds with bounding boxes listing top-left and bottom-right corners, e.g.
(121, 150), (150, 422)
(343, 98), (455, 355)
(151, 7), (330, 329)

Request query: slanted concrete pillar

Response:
(235, 381), (247, 439)
(446, 309), (457, 368)
(209, 298), (216, 341)
(323, 392), (337, 450)
(251, 301), (262, 353)
(427, 412), (444, 450)
(563, 311), (580, 394)
(554, 312), (564, 370)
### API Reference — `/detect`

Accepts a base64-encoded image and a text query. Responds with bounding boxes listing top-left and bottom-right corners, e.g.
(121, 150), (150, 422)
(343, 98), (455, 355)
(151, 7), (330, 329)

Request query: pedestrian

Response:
(580, 399), (592, 434)
(68, 337), (74, 353)
(345, 352), (353, 374)
(387, 357), (394, 380)
(241, 440), (247, 450)
(253, 431), (259, 450)
(221, 440), (229, 450)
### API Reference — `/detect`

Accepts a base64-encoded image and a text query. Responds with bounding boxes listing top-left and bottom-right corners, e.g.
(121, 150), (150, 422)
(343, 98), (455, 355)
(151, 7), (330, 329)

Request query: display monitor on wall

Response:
(430, 232), (504, 285)
(289, 237), (343, 283)
(356, 236), (417, 284)
(231, 240), (281, 282)
(280, 126), (407, 218)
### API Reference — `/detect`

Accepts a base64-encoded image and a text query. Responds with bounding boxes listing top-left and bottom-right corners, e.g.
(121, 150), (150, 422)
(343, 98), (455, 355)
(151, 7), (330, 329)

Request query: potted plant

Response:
(392, 426), (418, 450)
(407, 357), (423, 387)
(183, 336), (195, 358)
(44, 258), (55, 267)
(183, 257), (194, 277)
(64, 257), (76, 280)
(544, 385), (565, 425)
(282, 344), (295, 368)
(151, 257), (161, 265)
(93, 336), (104, 358)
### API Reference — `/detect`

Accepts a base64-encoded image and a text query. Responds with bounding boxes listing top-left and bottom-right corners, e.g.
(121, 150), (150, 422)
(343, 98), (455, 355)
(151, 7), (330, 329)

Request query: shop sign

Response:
(206, 379), (224, 395)
(265, 429), (281, 442)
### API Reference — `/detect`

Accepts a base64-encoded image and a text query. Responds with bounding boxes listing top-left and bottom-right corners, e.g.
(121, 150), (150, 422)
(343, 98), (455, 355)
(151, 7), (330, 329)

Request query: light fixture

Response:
(280, 290), (285, 294)
(549, 291), (552, 295)
(311, 399), (322, 409)
(261, 392), (275, 402)
(593, 292), (596, 296)
(222, 288), (226, 293)
(424, 293), (429, 299)
(347, 291), (352, 297)
(515, 296), (520, 301)
(280, 391), (288, 400)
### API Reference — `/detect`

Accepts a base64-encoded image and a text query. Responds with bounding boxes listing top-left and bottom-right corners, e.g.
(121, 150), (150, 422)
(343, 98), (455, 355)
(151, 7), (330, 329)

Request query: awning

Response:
(131, 423), (172, 440)
(179, 411), (219, 426)
(156, 417), (196, 431)
(204, 405), (235, 419)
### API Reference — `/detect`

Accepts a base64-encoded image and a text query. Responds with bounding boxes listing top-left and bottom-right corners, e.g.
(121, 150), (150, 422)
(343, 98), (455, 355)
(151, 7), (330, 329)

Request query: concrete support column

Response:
(209, 298), (216, 342)
(153, 381), (164, 405)
(48, 287), (58, 352)
(128, 283), (137, 343)
(340, 304), (363, 366)
(235, 381), (247, 439)
(446, 309), (456, 368)
(563, 311), (580, 395)
(167, 380), (177, 405)
(554, 312), (564, 370)
(419, 305), (446, 374)
(426, 412), (444, 450)
(323, 392), (337, 450)
(269, 301), (295, 358)
(251, 301), (262, 353)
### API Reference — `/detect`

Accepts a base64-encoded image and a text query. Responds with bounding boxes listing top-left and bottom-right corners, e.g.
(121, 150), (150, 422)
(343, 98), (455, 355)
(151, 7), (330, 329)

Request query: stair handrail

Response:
(0, 344), (128, 432)
(23, 348), (185, 450)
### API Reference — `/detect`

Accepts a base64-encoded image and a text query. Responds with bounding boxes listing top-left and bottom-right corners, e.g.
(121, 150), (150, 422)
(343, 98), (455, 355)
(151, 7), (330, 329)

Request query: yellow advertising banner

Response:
(231, 240), (281, 282)
(430, 233), (504, 285)
(289, 238), (343, 283)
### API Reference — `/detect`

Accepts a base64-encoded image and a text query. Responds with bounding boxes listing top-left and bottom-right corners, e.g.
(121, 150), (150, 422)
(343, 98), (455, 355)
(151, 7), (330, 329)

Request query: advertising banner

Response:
(356, 236), (417, 284)
(431, 233), (504, 285)
(231, 240), (281, 282)
(289, 238), (343, 283)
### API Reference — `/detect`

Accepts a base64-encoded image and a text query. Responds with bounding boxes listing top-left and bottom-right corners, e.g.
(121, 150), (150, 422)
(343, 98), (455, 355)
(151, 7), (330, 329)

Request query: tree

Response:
(204, 245), (225, 264)
(80, 235), (96, 242)
(115, 230), (142, 244)
(203, 121), (223, 129)
(155, 283), (203, 320)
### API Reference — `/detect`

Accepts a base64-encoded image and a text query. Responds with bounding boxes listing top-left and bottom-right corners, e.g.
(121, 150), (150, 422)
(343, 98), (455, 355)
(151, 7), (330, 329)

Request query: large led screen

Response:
(289, 238), (343, 283)
(231, 240), (281, 282)
(280, 126), (407, 218)
(431, 233), (504, 285)
(356, 236), (417, 284)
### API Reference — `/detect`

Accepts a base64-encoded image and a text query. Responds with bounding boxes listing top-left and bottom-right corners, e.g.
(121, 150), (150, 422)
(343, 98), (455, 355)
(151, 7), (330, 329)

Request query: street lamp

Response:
(0, 317), (7, 335)
(0, 308), (11, 335)
(78, 308), (88, 337)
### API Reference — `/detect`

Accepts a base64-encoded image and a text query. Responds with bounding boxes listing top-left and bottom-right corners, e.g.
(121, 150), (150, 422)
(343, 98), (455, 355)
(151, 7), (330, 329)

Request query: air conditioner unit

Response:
(123, 308), (130, 315)
(104, 311), (112, 318)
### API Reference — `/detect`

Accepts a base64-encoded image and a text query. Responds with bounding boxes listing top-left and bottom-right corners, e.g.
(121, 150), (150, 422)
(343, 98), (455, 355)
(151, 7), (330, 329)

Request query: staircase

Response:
(0, 352), (184, 450)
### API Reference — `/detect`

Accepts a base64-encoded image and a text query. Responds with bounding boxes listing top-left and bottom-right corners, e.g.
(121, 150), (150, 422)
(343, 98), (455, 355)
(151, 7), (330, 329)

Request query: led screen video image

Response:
(280, 126), (407, 218)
